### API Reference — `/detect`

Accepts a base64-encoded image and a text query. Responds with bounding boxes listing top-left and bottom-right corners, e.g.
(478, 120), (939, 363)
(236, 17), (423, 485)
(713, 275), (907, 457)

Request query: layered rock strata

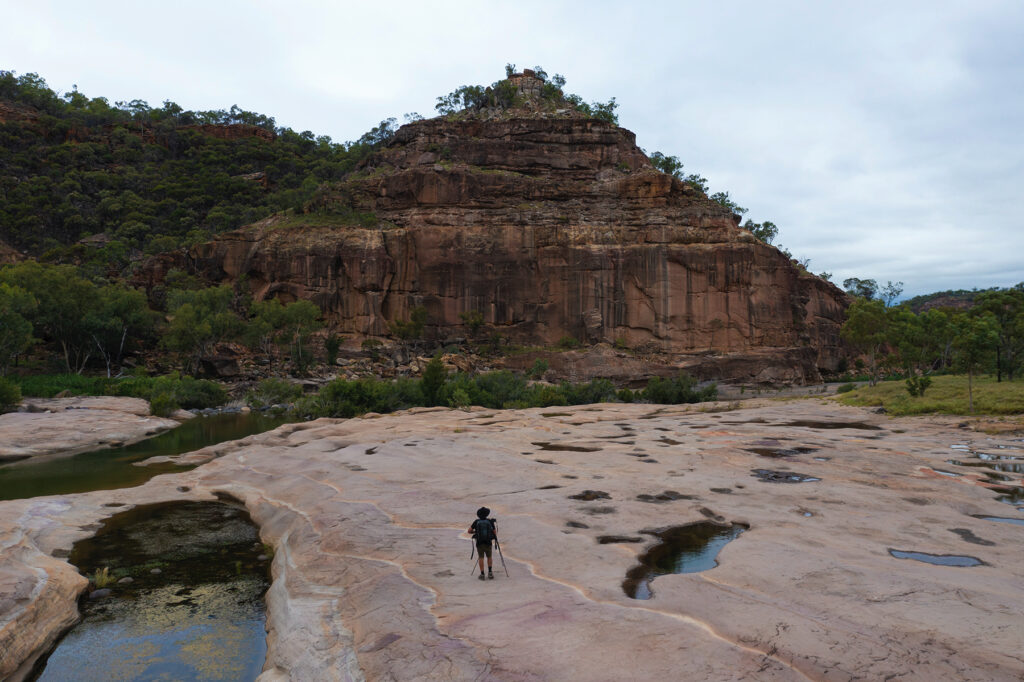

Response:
(139, 75), (848, 382)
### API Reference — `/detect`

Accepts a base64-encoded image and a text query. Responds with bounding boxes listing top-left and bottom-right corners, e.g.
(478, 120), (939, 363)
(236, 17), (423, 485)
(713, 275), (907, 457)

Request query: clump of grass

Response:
(91, 566), (115, 588)
(837, 374), (1024, 415)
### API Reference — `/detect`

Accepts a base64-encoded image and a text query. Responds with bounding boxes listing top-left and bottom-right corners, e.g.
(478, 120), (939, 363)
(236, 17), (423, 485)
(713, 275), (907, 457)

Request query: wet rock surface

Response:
(2, 400), (1024, 680)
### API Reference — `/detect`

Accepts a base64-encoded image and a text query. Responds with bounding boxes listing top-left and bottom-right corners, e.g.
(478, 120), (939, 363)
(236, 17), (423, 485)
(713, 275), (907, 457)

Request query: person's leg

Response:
(478, 555), (485, 574)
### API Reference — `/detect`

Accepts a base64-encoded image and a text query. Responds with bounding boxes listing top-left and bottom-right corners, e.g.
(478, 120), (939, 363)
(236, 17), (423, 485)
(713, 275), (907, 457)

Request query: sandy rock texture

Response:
(135, 73), (849, 384)
(1, 400), (1023, 680)
(0, 397), (180, 464)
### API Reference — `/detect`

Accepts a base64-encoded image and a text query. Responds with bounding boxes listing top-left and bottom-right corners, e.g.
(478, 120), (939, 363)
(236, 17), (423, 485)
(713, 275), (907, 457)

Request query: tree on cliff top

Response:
(434, 67), (618, 124)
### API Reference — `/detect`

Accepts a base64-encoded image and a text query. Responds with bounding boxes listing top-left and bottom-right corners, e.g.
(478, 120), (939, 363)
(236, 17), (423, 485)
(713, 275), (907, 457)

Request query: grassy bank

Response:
(836, 374), (1024, 415)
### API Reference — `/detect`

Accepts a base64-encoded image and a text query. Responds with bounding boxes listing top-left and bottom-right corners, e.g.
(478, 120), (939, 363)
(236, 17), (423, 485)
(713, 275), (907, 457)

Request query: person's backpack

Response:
(474, 518), (495, 543)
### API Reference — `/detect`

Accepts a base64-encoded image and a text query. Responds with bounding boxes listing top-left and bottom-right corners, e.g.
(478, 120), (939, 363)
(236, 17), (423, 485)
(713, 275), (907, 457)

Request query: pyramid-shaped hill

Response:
(140, 71), (849, 383)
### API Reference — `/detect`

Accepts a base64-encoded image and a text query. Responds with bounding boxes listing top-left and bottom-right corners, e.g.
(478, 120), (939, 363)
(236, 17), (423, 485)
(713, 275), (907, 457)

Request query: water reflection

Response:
(32, 501), (270, 682)
(0, 412), (290, 501)
(622, 522), (745, 599)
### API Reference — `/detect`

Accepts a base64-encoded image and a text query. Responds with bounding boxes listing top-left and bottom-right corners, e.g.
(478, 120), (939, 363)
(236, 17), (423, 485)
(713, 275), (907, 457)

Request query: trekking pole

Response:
(494, 538), (509, 577)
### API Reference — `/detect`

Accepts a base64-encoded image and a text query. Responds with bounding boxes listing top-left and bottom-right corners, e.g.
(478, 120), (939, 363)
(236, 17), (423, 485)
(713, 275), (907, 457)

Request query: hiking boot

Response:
(478, 573), (485, 581)
(488, 571), (494, 579)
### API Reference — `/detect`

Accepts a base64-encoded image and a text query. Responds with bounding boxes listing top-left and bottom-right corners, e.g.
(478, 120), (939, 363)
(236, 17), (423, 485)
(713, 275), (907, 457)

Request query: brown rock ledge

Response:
(1, 400), (1022, 680)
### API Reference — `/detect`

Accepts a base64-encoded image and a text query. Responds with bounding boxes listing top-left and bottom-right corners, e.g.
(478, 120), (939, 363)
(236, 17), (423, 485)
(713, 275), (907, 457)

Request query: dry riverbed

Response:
(2, 399), (1023, 680)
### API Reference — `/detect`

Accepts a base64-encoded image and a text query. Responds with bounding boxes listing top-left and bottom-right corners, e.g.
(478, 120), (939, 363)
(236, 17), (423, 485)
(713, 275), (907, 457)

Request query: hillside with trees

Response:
(0, 70), (397, 271)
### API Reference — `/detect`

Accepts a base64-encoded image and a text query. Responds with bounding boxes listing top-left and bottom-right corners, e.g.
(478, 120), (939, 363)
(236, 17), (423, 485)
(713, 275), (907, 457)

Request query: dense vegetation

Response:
(901, 287), (997, 313)
(840, 282), (1024, 412)
(9, 372), (225, 416)
(6, 66), (1021, 422)
(435, 64), (619, 124)
(0, 70), (395, 265)
(0, 261), (322, 378)
(288, 363), (715, 418)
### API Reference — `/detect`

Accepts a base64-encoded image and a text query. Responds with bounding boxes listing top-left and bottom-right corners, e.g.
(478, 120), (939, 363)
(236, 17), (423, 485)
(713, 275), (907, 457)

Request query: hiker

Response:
(469, 506), (497, 580)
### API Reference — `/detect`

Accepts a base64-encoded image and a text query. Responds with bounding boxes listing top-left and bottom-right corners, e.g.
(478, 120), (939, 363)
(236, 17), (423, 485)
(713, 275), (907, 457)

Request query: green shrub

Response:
(0, 377), (21, 412)
(617, 388), (635, 403)
(420, 356), (447, 407)
(641, 373), (716, 404)
(556, 336), (581, 350)
(247, 378), (302, 409)
(527, 359), (549, 379)
(11, 372), (226, 408)
(531, 385), (568, 407)
(558, 378), (617, 405)
(149, 392), (180, 417)
(905, 375), (933, 398)
(471, 371), (528, 408)
(836, 382), (857, 394)
(324, 334), (342, 365)
(13, 373), (106, 397)
(299, 377), (423, 418)
(448, 388), (471, 409)
(149, 374), (226, 409)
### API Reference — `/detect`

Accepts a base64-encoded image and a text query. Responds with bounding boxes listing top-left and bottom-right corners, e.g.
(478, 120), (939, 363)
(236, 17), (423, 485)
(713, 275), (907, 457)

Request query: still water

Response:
(32, 501), (271, 682)
(0, 412), (291, 501)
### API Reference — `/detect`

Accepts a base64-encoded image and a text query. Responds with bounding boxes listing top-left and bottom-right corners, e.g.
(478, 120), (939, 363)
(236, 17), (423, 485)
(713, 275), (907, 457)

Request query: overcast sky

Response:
(4, 0), (1023, 297)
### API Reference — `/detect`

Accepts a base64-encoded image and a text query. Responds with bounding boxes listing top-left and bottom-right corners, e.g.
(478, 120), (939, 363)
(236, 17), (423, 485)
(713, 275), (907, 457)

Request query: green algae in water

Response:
(0, 412), (290, 501)
(32, 501), (270, 682)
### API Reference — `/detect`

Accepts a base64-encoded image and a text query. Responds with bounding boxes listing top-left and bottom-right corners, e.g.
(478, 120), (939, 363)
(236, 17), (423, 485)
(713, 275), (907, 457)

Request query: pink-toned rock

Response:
(1, 400), (1022, 680)
(0, 397), (179, 463)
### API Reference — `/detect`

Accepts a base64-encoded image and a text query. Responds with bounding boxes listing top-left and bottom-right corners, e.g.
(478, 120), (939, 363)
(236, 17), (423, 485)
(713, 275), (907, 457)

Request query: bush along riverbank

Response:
(281, 361), (716, 418)
(9, 373), (226, 416)
(6, 362), (717, 421)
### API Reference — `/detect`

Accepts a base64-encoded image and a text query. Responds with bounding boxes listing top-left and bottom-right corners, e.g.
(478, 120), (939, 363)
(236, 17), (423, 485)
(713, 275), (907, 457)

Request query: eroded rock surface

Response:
(136, 73), (848, 383)
(2, 400), (1023, 680)
(0, 397), (180, 464)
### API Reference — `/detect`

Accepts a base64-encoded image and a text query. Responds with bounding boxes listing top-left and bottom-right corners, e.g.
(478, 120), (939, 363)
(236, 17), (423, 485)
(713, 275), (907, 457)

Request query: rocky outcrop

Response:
(181, 124), (275, 142)
(0, 397), (180, 464)
(2, 401), (1023, 680)
(138, 73), (848, 382)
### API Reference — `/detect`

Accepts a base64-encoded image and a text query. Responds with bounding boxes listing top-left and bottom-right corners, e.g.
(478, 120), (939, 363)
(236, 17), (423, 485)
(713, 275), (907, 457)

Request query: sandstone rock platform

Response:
(0, 397), (180, 464)
(2, 400), (1023, 680)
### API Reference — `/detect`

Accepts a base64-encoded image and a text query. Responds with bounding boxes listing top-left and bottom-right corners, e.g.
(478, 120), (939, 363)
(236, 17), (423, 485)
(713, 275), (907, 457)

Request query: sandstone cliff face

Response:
(141, 81), (848, 382)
